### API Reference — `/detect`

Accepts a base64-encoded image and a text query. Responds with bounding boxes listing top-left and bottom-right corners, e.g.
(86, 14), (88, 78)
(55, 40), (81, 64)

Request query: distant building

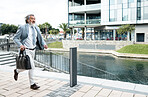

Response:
(68, 0), (148, 42)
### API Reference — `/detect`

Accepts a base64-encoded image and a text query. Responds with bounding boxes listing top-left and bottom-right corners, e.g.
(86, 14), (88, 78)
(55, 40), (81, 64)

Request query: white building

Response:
(68, 0), (148, 42)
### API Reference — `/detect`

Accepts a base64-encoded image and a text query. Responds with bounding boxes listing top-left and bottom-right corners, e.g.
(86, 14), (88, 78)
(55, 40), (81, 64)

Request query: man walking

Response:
(13, 14), (48, 90)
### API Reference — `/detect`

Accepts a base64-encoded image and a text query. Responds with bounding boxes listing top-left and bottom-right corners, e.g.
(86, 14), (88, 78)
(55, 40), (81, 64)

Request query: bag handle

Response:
(19, 50), (27, 56)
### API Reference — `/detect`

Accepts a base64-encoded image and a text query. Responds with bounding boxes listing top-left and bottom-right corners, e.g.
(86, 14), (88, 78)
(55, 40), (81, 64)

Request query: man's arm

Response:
(13, 26), (23, 47)
(36, 26), (48, 49)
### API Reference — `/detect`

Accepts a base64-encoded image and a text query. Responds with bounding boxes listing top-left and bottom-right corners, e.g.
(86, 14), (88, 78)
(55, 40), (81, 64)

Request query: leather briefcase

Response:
(16, 50), (32, 69)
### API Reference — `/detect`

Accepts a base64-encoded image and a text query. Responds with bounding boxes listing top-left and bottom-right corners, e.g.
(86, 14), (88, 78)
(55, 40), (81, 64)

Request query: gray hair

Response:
(25, 14), (34, 23)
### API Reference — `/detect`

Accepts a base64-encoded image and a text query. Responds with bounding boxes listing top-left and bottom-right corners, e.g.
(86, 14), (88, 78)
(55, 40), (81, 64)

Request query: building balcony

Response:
(69, 3), (101, 13)
(86, 19), (101, 24)
(69, 19), (101, 27)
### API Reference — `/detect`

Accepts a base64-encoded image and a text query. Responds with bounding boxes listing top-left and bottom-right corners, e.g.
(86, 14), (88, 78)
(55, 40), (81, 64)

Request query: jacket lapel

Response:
(25, 24), (29, 35)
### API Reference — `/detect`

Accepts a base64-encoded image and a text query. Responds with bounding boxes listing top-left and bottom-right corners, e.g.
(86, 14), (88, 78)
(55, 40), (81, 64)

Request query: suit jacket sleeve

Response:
(13, 26), (23, 47)
(37, 26), (46, 46)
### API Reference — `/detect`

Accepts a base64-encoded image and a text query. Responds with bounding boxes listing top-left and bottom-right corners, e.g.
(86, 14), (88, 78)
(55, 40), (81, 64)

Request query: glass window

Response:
(87, 14), (100, 20)
(123, 8), (128, 21)
(128, 0), (134, 3)
(110, 0), (115, 5)
(123, 0), (127, 4)
(144, 6), (148, 19)
(86, 0), (100, 5)
(69, 14), (73, 21)
(73, 0), (84, 6)
(130, 8), (136, 20)
(137, 7), (141, 20)
(117, 0), (122, 4)
(74, 14), (84, 20)
(110, 10), (116, 22)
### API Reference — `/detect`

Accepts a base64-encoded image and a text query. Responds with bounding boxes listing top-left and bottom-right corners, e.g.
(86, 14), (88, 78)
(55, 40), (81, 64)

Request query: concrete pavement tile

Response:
(134, 94), (147, 97)
(18, 84), (30, 89)
(78, 85), (93, 93)
(96, 88), (112, 97)
(33, 90), (52, 97)
(91, 86), (102, 91)
(17, 88), (32, 94)
(4, 83), (23, 91)
(7, 93), (21, 97)
(35, 85), (51, 93)
(83, 90), (99, 97)
(46, 80), (61, 86)
(38, 80), (51, 86)
(2, 88), (21, 96)
(121, 92), (134, 97)
(48, 83), (65, 91)
(108, 90), (122, 97)
(0, 89), (7, 94)
(18, 91), (36, 97)
(70, 91), (85, 97)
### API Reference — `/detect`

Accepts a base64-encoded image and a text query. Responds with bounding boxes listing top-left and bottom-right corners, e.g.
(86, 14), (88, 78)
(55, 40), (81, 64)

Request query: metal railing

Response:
(35, 50), (70, 73)
(35, 50), (120, 81)
(0, 39), (16, 51)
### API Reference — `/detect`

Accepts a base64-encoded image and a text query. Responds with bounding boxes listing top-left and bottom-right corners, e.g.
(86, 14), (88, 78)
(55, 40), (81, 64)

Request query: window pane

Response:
(69, 14), (73, 21)
(117, 0), (122, 4)
(144, 6), (148, 19)
(110, 0), (115, 5)
(128, 0), (134, 3)
(137, 7), (141, 20)
(123, 8), (128, 21)
(110, 10), (116, 22)
(74, 14), (84, 20)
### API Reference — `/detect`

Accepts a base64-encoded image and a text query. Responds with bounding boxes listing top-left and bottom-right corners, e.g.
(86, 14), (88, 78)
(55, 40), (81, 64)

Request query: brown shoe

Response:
(30, 83), (40, 90)
(14, 69), (18, 81)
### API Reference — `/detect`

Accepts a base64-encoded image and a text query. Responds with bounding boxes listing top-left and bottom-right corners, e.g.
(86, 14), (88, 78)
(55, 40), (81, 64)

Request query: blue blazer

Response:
(13, 24), (46, 50)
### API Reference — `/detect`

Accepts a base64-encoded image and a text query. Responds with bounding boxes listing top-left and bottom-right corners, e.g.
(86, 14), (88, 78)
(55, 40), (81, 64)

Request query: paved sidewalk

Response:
(0, 70), (147, 97)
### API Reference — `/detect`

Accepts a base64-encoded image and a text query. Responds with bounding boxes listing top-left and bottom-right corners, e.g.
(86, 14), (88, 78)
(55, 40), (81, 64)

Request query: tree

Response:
(117, 24), (135, 41)
(0, 24), (18, 35)
(38, 22), (52, 39)
(59, 23), (68, 39)
(49, 28), (59, 35)
(81, 28), (85, 40)
(117, 24), (135, 35)
(38, 22), (52, 34)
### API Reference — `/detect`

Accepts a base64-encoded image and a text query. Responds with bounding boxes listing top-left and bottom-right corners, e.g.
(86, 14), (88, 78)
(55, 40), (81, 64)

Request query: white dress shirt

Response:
(24, 25), (37, 49)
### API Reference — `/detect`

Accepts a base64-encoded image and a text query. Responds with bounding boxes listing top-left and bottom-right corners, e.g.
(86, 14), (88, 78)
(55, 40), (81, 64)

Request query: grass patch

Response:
(48, 41), (63, 48)
(117, 44), (148, 54)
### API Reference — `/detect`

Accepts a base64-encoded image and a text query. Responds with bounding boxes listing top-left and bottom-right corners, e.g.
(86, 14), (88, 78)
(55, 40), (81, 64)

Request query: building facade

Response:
(68, 0), (148, 42)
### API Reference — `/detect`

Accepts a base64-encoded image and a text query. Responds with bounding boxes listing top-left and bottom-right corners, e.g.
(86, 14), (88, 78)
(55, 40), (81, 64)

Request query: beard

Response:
(29, 21), (36, 27)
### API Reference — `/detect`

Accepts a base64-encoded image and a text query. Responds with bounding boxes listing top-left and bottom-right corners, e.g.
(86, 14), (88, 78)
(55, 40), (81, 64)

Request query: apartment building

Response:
(68, 0), (148, 42)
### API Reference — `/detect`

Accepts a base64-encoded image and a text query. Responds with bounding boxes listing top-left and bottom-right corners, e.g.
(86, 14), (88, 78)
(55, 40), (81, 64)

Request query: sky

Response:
(0, 0), (68, 29)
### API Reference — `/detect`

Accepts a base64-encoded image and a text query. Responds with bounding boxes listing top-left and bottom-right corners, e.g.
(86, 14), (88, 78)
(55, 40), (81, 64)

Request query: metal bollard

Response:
(50, 52), (52, 67)
(7, 39), (10, 51)
(70, 47), (77, 87)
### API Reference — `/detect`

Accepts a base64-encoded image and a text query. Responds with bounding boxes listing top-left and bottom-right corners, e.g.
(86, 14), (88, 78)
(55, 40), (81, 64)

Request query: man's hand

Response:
(20, 45), (26, 51)
(44, 45), (48, 49)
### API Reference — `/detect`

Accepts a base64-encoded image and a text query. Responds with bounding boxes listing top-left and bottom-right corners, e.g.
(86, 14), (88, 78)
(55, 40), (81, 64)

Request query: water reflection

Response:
(62, 52), (148, 85)
(36, 51), (148, 85)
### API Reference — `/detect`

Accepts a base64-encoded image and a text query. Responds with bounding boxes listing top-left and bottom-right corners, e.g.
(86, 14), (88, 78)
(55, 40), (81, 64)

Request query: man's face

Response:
(29, 15), (35, 25)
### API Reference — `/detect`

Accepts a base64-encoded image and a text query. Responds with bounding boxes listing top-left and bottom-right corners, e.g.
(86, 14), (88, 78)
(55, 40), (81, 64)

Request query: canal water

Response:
(36, 51), (148, 85)
(62, 52), (148, 85)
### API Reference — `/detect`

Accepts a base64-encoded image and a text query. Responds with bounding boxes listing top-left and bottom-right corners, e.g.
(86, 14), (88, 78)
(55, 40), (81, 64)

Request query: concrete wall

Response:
(135, 24), (148, 42)
(62, 40), (133, 50)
